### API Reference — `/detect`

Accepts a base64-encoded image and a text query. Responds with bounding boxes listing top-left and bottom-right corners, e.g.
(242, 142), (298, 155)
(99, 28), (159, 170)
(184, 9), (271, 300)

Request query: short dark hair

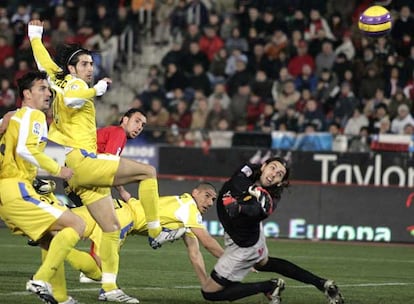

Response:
(17, 70), (48, 99)
(195, 182), (217, 193)
(119, 108), (146, 125)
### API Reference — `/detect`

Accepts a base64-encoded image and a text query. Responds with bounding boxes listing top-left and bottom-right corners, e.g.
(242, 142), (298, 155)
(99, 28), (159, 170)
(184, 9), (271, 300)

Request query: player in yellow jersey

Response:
(28, 19), (183, 302)
(43, 183), (223, 303)
(0, 71), (85, 304)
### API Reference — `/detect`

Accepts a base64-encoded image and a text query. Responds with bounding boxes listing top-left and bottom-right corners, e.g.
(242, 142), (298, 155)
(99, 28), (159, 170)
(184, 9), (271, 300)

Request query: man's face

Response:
(192, 187), (217, 214)
(260, 161), (287, 187)
(123, 112), (146, 139)
(71, 54), (94, 84)
(26, 79), (52, 111)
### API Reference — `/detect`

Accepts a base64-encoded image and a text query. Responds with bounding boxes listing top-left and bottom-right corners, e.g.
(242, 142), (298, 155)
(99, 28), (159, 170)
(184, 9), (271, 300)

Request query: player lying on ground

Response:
(201, 157), (344, 304)
(33, 182), (223, 303)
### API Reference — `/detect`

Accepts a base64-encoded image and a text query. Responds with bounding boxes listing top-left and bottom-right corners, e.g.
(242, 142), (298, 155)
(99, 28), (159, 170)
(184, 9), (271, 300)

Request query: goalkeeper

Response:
(201, 157), (344, 304)
(38, 182), (223, 303)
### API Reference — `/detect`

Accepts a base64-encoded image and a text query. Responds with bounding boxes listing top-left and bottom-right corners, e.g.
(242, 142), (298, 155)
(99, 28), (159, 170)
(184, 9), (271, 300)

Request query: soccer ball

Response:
(358, 5), (392, 36)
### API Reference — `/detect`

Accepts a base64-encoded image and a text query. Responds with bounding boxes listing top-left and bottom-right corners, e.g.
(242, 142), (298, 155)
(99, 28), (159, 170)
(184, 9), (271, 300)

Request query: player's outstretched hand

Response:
(28, 20), (43, 40)
(93, 77), (112, 96)
(58, 166), (74, 180)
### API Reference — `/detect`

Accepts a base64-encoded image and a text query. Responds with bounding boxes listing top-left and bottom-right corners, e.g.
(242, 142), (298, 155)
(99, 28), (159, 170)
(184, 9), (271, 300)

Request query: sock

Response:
(34, 227), (80, 282)
(201, 281), (274, 301)
(66, 248), (102, 281)
(139, 178), (161, 238)
(43, 249), (67, 303)
(255, 257), (325, 291)
(100, 230), (119, 291)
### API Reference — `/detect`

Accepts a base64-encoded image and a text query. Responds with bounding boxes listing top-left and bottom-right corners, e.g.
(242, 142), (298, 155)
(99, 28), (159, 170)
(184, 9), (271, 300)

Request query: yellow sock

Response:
(34, 227), (80, 282)
(100, 230), (119, 291)
(43, 249), (67, 303)
(139, 178), (161, 238)
(66, 248), (102, 281)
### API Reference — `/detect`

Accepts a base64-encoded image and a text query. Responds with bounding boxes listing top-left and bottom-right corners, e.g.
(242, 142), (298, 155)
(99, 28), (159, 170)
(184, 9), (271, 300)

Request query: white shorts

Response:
(214, 224), (268, 282)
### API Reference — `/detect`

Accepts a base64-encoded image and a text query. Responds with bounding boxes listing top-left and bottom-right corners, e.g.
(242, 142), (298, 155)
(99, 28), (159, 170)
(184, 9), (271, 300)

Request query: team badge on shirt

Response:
(241, 165), (253, 177)
(71, 84), (79, 90)
(32, 122), (41, 136)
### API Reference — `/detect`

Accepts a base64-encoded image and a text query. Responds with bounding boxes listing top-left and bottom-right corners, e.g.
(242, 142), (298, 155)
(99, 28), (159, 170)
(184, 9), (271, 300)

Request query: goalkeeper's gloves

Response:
(33, 178), (56, 195)
(223, 194), (240, 217)
(248, 185), (273, 216)
(93, 79), (108, 96)
(28, 24), (43, 40)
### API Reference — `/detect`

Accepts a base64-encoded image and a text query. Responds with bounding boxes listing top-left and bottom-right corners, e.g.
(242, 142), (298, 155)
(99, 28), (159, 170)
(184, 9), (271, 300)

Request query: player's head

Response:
(17, 70), (51, 111)
(191, 182), (217, 214)
(55, 44), (93, 84)
(120, 108), (147, 139)
(259, 157), (290, 188)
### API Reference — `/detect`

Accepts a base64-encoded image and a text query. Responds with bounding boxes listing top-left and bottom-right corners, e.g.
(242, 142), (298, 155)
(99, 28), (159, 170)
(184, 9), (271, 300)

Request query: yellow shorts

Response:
(0, 178), (68, 241)
(65, 148), (120, 205)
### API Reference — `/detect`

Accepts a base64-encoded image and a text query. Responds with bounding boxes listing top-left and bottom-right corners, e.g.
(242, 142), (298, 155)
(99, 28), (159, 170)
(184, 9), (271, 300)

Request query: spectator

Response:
(246, 93), (265, 131)
(207, 82), (230, 110)
(299, 98), (326, 132)
(225, 48), (248, 77)
(384, 66), (404, 99)
(199, 25), (224, 62)
(86, 24), (119, 76)
(348, 126), (371, 153)
(391, 104), (414, 134)
(0, 35), (14, 67)
(104, 104), (121, 126)
(206, 97), (233, 130)
(184, 41), (210, 74)
(304, 8), (335, 42)
(275, 105), (300, 132)
(358, 65), (385, 105)
(229, 83), (250, 131)
(189, 62), (212, 96)
(164, 62), (189, 93)
(287, 40), (315, 77)
(332, 81), (360, 127)
(182, 23), (202, 52)
(225, 26), (248, 53)
(186, 0), (209, 28)
(391, 5), (414, 44)
(343, 107), (369, 136)
(208, 47), (228, 84)
(294, 64), (318, 93)
(264, 29), (288, 61)
(146, 97), (170, 142)
(388, 89), (412, 120)
(170, 0), (188, 40)
(250, 70), (273, 100)
(168, 98), (192, 131)
(363, 88), (390, 118)
(274, 79), (301, 115)
(154, 0), (175, 46)
(368, 103), (389, 134)
(314, 69), (338, 115)
(51, 19), (74, 50)
(257, 103), (278, 132)
(0, 77), (16, 117)
(161, 40), (186, 69)
(247, 42), (274, 78)
(315, 40), (336, 76)
(139, 79), (166, 111)
(190, 96), (209, 130)
(226, 57), (251, 97)
(334, 31), (355, 61)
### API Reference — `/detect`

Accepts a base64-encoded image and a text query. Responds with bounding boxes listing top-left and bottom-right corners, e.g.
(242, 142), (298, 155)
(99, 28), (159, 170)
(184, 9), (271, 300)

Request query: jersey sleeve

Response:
(30, 38), (61, 80)
(63, 77), (97, 108)
(16, 109), (60, 175)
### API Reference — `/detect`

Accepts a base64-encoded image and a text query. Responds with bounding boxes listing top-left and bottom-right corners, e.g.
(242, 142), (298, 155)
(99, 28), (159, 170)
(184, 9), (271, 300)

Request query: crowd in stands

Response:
(2, 0), (414, 151)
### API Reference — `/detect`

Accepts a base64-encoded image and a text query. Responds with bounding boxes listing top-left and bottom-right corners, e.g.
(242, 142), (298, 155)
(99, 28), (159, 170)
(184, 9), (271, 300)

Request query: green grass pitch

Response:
(0, 228), (413, 304)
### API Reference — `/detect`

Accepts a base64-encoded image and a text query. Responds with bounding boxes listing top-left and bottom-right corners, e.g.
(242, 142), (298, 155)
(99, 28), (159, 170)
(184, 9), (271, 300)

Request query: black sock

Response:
(255, 257), (326, 291)
(201, 281), (274, 301)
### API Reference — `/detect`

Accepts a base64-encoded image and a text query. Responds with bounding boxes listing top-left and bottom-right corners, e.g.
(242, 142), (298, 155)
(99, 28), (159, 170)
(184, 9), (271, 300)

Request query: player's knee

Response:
(144, 164), (157, 178)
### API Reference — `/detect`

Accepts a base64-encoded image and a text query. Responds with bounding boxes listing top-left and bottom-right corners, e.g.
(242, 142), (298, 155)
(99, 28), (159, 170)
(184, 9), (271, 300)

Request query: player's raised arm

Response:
(28, 20), (61, 79)
(183, 234), (208, 287)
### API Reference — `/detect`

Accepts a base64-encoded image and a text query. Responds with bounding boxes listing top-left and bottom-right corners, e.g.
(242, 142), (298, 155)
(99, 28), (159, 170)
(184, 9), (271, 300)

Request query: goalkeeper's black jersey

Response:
(217, 163), (278, 247)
